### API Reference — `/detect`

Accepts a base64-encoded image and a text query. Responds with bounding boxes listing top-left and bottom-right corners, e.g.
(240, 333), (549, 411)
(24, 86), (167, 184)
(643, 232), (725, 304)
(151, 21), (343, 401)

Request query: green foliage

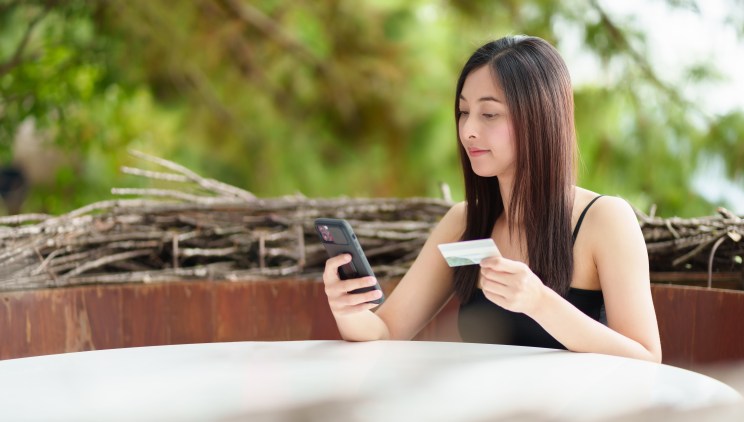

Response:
(1, 0), (742, 217)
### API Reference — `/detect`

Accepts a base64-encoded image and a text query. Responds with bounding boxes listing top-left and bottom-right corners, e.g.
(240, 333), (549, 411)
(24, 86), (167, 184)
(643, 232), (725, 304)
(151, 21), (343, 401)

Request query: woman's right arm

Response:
(322, 202), (466, 341)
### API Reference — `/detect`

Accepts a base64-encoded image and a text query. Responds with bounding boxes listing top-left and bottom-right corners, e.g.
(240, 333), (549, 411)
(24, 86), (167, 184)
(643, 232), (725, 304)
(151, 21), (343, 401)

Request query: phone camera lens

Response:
(320, 225), (334, 242)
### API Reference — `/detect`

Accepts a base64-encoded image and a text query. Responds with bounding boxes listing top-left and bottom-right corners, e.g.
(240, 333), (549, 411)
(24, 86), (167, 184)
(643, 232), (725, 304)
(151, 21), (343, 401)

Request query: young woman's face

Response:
(458, 65), (515, 178)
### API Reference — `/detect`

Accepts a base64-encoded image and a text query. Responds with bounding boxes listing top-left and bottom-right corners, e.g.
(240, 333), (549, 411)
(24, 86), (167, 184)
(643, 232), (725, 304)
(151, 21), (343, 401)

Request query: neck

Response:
(497, 173), (515, 225)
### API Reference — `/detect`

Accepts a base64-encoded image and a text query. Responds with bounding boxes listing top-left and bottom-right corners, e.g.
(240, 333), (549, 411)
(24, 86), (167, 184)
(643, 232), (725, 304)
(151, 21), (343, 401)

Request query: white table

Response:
(0, 340), (740, 421)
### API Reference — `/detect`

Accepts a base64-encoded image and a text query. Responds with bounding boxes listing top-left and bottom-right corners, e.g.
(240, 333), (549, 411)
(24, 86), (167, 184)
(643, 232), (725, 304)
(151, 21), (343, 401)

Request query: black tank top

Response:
(458, 195), (605, 349)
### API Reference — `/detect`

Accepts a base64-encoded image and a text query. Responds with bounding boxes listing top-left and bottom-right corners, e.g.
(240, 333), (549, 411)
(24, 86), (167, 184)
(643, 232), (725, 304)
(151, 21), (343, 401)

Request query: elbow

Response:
(650, 348), (662, 364)
(648, 338), (663, 363)
(640, 352), (662, 364)
(341, 336), (373, 342)
(640, 345), (662, 364)
(340, 330), (389, 342)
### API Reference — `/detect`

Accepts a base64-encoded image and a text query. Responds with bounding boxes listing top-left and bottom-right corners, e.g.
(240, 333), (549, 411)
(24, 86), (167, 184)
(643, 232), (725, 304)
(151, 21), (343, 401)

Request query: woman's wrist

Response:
(525, 283), (554, 320)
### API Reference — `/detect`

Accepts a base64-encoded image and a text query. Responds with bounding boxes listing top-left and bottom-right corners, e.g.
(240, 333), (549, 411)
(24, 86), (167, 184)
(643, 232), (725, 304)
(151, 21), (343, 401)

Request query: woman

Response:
(322, 35), (661, 362)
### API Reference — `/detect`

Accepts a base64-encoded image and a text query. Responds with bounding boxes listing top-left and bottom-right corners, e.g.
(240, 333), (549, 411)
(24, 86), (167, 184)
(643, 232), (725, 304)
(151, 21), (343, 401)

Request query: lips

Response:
(467, 147), (490, 157)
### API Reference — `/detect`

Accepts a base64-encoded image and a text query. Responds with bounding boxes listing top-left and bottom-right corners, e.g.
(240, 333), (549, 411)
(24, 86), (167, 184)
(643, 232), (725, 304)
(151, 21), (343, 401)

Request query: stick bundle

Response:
(0, 151), (449, 291)
(0, 151), (741, 292)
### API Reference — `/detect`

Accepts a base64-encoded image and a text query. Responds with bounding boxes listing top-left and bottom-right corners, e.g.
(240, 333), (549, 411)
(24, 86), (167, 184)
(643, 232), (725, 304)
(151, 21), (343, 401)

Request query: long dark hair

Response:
(453, 36), (576, 303)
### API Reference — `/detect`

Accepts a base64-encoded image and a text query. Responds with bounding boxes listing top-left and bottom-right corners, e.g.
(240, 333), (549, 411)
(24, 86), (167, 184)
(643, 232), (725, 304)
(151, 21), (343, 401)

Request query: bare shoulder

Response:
(574, 189), (647, 273)
(573, 189), (646, 260)
(586, 195), (639, 229)
(445, 200), (466, 217)
(574, 188), (639, 230)
(433, 201), (467, 242)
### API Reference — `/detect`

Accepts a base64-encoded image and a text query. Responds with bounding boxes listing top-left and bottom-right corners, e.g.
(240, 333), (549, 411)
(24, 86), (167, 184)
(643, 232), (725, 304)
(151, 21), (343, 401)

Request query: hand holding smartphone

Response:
(314, 218), (384, 305)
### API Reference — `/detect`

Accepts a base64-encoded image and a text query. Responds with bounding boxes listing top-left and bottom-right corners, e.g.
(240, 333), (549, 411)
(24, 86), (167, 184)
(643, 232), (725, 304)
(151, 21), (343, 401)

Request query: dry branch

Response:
(0, 153), (742, 292)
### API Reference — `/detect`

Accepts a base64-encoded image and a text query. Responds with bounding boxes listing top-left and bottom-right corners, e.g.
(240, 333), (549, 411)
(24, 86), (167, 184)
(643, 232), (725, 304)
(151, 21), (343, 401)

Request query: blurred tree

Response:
(0, 0), (742, 217)
(0, 0), (181, 212)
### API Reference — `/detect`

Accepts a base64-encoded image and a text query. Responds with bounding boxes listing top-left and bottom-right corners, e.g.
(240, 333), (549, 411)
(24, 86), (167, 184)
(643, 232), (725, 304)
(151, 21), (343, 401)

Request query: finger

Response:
(342, 277), (379, 293)
(479, 256), (504, 270)
(481, 276), (511, 296)
(334, 301), (379, 316)
(482, 289), (507, 307)
(330, 289), (381, 312)
(328, 276), (377, 297)
(481, 256), (527, 274)
(479, 256), (501, 267)
(340, 288), (383, 306)
(480, 267), (510, 286)
(323, 254), (351, 283)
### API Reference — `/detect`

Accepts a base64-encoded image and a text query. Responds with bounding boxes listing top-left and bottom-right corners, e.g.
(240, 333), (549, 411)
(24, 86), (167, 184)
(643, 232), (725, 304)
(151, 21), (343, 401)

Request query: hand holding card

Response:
(437, 238), (501, 267)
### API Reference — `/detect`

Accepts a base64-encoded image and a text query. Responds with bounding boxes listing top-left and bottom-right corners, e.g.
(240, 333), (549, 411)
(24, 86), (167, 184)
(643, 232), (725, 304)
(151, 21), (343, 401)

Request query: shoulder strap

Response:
(572, 195), (604, 244)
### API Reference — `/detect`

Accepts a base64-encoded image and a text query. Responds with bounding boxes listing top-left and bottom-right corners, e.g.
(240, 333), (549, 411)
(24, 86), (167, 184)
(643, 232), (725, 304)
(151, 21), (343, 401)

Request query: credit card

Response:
(437, 238), (501, 267)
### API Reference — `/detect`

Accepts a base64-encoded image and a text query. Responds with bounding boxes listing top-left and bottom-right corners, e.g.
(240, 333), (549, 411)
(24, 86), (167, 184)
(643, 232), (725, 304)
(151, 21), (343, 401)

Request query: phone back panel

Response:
(314, 218), (384, 304)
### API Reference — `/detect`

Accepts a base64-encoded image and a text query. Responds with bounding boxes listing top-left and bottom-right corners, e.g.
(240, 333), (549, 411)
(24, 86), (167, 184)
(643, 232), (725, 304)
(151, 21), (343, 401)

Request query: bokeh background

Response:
(1, 0), (743, 217)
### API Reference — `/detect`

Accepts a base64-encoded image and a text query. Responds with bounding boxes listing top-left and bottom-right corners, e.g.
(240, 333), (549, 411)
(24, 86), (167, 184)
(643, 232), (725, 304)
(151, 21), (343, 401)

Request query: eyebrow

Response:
(459, 95), (502, 103)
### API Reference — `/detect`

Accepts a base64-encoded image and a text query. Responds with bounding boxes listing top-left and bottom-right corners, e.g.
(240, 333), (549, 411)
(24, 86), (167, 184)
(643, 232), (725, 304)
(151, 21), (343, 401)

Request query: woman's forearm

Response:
(529, 287), (661, 362)
(334, 310), (391, 342)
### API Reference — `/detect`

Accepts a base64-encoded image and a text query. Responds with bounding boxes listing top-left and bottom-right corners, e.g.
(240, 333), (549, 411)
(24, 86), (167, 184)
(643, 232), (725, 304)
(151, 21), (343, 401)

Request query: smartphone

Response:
(314, 218), (384, 305)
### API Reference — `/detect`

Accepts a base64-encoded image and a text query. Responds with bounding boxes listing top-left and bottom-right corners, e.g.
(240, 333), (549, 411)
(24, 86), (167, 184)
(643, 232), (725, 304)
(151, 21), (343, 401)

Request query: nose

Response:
(460, 114), (478, 141)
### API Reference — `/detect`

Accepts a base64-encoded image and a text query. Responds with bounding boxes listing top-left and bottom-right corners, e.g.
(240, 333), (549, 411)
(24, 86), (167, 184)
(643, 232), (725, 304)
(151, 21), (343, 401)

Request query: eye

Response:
(482, 113), (497, 119)
(459, 110), (470, 117)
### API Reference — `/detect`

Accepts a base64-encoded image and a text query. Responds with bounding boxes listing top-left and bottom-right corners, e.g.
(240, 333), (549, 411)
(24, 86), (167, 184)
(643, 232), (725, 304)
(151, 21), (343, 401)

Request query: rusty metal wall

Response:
(0, 281), (742, 368)
(652, 284), (744, 367)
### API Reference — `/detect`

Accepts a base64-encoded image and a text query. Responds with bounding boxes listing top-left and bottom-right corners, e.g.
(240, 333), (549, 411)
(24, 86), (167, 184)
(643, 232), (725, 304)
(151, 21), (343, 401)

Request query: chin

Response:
(470, 166), (498, 178)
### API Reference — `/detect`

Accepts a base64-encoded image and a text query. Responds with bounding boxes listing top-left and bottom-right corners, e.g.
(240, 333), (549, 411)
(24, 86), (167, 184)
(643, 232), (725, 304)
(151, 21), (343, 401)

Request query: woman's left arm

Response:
(480, 197), (662, 362)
